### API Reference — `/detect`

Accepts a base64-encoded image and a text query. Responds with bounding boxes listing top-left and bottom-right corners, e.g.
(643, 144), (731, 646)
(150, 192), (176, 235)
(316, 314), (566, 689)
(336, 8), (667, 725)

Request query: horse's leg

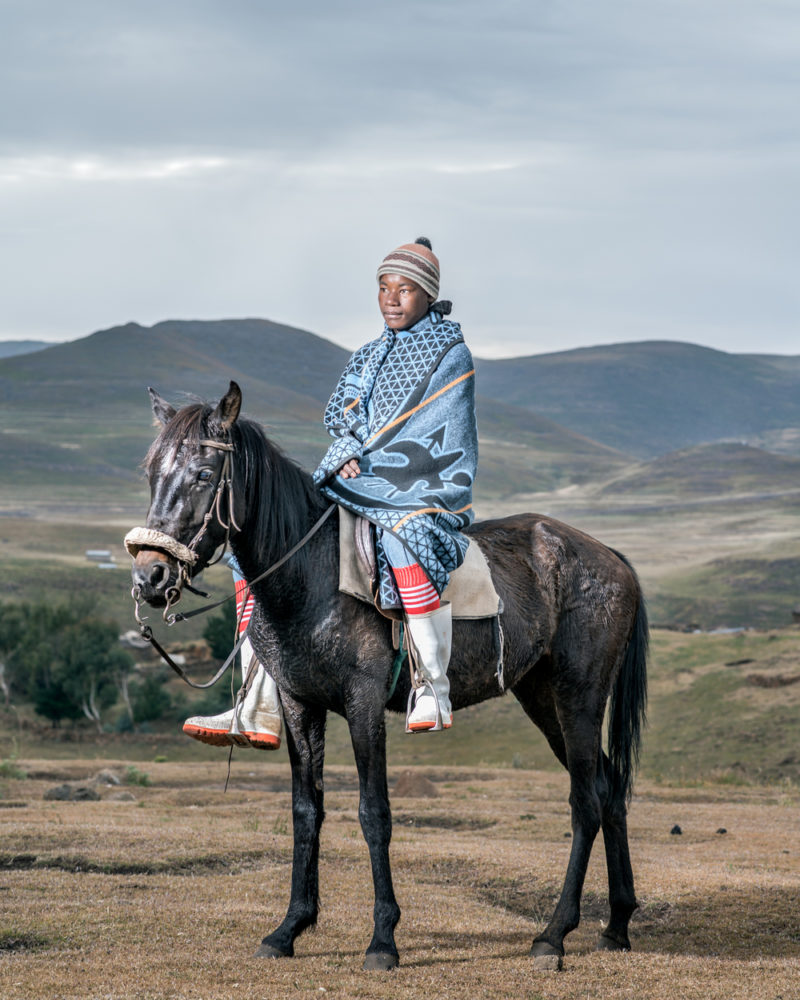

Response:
(256, 698), (326, 959)
(597, 752), (637, 951)
(534, 719), (604, 965)
(347, 702), (401, 971)
(512, 669), (603, 968)
(512, 667), (567, 768)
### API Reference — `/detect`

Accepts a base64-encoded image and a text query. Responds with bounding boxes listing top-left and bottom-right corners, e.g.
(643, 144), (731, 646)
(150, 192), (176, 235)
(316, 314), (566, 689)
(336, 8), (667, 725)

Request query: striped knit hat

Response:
(376, 237), (440, 300)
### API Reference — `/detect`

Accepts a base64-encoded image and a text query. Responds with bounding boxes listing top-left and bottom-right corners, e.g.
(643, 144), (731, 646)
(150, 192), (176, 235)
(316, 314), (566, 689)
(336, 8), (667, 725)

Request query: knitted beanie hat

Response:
(376, 237), (440, 300)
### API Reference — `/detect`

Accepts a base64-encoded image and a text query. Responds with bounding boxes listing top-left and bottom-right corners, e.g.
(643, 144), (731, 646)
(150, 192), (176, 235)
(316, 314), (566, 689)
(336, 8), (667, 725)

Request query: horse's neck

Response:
(231, 451), (330, 598)
(232, 507), (337, 621)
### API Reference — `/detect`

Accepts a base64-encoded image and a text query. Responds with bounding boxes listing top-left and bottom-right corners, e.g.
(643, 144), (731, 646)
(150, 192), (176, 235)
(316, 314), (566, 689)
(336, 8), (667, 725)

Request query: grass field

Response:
(0, 761), (797, 1000)
(3, 465), (800, 640)
(3, 352), (800, 997)
(2, 478), (800, 789)
(4, 328), (800, 995)
(2, 466), (799, 997)
(2, 625), (799, 785)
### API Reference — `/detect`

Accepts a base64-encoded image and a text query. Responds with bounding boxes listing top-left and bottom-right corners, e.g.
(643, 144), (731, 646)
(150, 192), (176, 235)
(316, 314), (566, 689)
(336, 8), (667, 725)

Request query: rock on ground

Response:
(393, 770), (439, 798)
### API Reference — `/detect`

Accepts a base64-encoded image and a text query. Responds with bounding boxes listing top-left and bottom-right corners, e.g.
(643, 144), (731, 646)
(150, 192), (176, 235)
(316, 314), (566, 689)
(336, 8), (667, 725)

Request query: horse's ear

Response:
(148, 387), (176, 426)
(209, 381), (242, 434)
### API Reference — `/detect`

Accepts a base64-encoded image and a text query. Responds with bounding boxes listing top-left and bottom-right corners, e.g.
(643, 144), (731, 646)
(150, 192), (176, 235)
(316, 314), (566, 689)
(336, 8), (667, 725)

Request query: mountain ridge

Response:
(2, 319), (799, 508)
(5, 321), (799, 455)
(0, 340), (50, 359)
(0, 318), (629, 502)
(475, 339), (800, 458)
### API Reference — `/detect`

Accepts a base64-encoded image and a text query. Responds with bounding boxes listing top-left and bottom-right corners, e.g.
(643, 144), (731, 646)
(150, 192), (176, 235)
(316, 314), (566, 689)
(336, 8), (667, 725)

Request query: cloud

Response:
(0, 155), (234, 183)
(0, 1), (797, 356)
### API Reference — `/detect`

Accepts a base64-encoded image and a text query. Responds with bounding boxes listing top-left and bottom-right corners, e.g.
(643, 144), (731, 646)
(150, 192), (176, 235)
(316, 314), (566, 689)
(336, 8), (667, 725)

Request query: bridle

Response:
(126, 436), (239, 627)
(125, 432), (335, 688)
(180, 438), (241, 567)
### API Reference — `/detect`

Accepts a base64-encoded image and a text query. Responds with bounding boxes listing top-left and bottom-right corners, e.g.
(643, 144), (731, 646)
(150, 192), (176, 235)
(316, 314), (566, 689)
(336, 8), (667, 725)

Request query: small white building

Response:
(86, 549), (113, 562)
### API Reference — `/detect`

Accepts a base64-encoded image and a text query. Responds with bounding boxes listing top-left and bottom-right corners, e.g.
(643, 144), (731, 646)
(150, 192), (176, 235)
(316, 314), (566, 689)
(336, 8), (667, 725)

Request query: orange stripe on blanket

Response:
(365, 369), (475, 447)
(343, 396), (360, 412)
(393, 502), (473, 531)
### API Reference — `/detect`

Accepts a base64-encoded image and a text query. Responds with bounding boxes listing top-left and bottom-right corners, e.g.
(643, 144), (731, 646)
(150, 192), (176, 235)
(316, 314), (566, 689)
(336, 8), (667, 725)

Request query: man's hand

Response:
(338, 459), (361, 479)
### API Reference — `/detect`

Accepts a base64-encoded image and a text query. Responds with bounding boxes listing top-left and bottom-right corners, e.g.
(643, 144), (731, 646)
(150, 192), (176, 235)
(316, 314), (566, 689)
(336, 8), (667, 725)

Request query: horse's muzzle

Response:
(131, 549), (178, 606)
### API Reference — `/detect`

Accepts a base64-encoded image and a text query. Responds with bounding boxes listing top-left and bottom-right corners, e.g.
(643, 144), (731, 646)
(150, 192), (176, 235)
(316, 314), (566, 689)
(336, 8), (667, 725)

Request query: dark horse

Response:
(130, 382), (648, 972)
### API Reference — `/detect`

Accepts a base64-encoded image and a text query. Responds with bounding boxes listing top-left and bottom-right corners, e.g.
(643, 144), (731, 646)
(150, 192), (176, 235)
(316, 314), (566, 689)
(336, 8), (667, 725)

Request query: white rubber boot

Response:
(405, 603), (453, 732)
(182, 637), (282, 750)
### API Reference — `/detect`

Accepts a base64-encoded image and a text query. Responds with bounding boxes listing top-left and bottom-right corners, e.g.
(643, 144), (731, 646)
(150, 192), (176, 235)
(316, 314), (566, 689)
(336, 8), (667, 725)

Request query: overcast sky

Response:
(1, 0), (797, 358)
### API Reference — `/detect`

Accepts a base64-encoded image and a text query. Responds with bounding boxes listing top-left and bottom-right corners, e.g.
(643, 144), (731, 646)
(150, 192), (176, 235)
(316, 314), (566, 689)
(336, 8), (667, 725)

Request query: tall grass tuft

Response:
(124, 765), (151, 787)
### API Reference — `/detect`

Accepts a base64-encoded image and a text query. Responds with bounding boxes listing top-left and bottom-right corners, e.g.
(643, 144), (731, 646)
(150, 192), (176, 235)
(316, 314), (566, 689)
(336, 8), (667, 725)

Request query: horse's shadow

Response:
(282, 930), (534, 966)
(629, 887), (800, 961)
(250, 883), (799, 965)
(473, 883), (800, 961)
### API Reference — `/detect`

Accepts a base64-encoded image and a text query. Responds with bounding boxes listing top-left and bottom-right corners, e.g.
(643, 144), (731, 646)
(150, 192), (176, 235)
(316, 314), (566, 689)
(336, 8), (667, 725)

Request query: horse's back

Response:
(468, 511), (640, 605)
(464, 512), (642, 683)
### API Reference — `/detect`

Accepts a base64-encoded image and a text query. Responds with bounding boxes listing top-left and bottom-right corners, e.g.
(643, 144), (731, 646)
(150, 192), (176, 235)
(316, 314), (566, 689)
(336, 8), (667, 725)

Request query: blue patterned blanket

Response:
(313, 310), (478, 606)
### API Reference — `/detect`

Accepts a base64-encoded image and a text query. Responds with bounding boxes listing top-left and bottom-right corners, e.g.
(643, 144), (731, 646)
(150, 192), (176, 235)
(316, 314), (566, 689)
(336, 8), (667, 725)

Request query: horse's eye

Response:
(197, 469), (213, 483)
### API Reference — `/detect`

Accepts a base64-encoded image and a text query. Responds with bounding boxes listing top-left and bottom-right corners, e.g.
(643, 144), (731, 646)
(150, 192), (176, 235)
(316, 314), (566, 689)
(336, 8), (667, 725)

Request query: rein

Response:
(127, 432), (336, 688)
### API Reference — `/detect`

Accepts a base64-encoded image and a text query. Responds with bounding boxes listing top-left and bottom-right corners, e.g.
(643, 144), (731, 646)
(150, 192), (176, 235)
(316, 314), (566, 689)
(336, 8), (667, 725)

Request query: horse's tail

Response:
(607, 553), (649, 811)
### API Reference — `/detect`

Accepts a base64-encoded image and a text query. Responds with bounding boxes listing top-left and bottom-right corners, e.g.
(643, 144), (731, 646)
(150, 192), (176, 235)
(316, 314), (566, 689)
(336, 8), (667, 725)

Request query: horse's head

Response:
(127, 381), (243, 608)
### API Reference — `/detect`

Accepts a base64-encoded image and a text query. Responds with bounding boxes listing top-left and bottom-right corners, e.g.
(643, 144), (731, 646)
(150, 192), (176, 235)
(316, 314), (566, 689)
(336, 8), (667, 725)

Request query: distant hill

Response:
(0, 340), (49, 359)
(4, 319), (800, 510)
(0, 318), (349, 417)
(5, 321), (800, 633)
(473, 394), (630, 499)
(596, 442), (800, 497)
(476, 341), (800, 458)
(0, 318), (626, 506)
(0, 318), (353, 483)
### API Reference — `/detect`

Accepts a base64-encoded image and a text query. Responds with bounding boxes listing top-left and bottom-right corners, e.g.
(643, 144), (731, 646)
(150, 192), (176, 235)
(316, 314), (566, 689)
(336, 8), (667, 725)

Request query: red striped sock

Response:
(393, 563), (440, 615)
(235, 579), (255, 634)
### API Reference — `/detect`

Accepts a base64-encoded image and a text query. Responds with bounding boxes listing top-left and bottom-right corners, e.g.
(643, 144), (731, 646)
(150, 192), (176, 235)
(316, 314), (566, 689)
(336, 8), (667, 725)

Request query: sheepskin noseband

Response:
(124, 526), (198, 566)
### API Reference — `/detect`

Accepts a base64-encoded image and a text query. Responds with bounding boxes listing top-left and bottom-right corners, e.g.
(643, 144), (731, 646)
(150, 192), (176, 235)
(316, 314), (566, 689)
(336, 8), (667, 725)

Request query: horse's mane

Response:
(145, 402), (322, 583)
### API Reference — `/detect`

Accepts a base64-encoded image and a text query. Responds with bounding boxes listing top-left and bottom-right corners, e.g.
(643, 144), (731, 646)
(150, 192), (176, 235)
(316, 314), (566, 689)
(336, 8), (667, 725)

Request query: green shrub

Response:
(130, 675), (173, 723)
(0, 757), (26, 780)
(125, 765), (151, 787)
(203, 601), (237, 660)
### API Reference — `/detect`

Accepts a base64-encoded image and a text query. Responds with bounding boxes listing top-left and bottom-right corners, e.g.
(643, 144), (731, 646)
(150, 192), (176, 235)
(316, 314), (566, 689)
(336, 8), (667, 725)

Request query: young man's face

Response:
(378, 273), (432, 330)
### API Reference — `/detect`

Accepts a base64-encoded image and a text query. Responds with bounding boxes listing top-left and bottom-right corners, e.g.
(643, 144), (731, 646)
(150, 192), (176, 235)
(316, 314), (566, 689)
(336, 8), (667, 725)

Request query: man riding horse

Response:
(183, 237), (478, 745)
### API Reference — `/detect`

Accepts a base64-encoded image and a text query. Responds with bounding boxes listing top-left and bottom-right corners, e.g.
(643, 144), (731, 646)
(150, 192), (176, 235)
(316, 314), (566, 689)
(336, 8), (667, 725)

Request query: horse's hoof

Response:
(255, 942), (292, 959)
(363, 951), (399, 971)
(597, 932), (630, 952)
(530, 940), (564, 971)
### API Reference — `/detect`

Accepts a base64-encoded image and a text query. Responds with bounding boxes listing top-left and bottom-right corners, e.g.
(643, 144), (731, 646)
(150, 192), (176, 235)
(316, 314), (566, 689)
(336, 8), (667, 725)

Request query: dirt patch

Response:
(393, 770), (439, 798)
(0, 848), (289, 876)
(0, 763), (797, 1000)
(393, 813), (496, 831)
(746, 672), (800, 688)
(631, 887), (800, 960)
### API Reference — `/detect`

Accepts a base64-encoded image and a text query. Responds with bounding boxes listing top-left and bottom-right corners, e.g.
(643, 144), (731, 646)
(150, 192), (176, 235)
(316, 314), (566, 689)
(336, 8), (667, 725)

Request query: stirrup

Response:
(225, 720), (251, 747)
(225, 690), (254, 746)
(405, 680), (446, 733)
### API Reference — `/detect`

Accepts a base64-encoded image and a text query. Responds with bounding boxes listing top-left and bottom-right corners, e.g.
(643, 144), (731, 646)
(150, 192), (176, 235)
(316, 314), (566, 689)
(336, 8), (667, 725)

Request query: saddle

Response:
(337, 506), (503, 620)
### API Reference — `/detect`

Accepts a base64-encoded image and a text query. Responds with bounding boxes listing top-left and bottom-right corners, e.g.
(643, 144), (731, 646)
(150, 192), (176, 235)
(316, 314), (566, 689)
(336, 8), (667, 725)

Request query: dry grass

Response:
(1, 760), (798, 999)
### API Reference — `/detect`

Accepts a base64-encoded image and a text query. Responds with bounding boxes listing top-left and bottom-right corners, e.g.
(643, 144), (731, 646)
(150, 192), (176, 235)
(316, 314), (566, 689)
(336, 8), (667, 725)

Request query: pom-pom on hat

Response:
(377, 236), (440, 300)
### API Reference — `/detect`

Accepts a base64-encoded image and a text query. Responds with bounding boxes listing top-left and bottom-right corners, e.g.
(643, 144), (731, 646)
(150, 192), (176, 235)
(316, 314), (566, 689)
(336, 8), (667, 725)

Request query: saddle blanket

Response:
(338, 506), (502, 620)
